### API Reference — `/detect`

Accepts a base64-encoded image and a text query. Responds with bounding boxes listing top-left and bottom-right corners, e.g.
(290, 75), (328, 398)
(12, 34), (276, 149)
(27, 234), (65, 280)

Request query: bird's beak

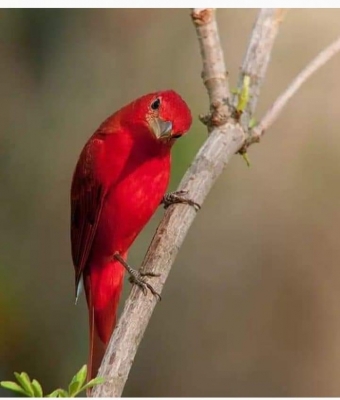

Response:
(150, 117), (173, 140)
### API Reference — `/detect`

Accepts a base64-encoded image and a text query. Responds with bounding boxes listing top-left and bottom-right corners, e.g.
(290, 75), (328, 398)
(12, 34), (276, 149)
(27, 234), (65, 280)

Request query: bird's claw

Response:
(113, 253), (161, 300)
(128, 270), (161, 301)
(162, 190), (201, 211)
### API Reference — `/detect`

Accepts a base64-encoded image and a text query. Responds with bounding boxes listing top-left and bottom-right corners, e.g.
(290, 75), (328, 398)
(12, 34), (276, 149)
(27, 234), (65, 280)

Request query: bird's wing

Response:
(71, 137), (106, 296)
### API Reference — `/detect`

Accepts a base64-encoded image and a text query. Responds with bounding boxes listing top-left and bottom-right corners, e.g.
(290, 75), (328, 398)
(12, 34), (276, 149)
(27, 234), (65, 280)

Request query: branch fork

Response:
(92, 9), (340, 397)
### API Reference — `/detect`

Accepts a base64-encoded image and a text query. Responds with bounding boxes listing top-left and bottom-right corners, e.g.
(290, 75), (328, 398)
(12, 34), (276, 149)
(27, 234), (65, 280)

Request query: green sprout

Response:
(236, 75), (251, 113)
(241, 151), (251, 167)
(1, 365), (104, 397)
(248, 117), (257, 129)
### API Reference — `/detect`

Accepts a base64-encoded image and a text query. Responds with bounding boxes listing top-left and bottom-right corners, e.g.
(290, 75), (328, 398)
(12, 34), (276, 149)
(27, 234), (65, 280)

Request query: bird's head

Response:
(127, 90), (192, 143)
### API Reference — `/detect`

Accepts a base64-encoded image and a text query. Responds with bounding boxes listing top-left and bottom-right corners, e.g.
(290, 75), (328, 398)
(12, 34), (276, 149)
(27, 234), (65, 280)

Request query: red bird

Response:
(71, 90), (193, 381)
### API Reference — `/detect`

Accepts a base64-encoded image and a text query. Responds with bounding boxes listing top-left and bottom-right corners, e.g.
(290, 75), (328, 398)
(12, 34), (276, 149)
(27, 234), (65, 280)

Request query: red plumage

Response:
(70, 90), (192, 381)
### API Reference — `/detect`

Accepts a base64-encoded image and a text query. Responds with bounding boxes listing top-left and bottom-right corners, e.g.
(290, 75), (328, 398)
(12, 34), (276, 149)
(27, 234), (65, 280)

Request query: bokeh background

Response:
(1, 8), (340, 397)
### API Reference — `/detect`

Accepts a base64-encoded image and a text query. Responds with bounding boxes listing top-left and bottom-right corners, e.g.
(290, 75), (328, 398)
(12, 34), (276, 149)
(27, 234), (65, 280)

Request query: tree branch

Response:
(249, 35), (340, 143)
(92, 125), (244, 399)
(92, 8), (285, 397)
(235, 8), (287, 128)
(191, 8), (230, 126)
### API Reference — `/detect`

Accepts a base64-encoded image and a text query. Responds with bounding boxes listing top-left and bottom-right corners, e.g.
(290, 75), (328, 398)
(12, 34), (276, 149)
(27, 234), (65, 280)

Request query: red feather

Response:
(71, 90), (192, 382)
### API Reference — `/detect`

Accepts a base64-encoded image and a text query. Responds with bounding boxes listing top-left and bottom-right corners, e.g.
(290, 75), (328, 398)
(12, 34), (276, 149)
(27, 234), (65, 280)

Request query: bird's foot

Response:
(128, 270), (161, 301)
(161, 190), (201, 211)
(113, 252), (161, 301)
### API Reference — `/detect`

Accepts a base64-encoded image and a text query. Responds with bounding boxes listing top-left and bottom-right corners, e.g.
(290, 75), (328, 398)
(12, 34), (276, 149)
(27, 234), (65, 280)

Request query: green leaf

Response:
(14, 372), (34, 397)
(81, 376), (105, 392)
(47, 388), (69, 397)
(31, 379), (43, 397)
(46, 388), (62, 397)
(1, 380), (28, 396)
(68, 381), (82, 397)
(57, 389), (69, 397)
(68, 364), (87, 396)
(72, 364), (87, 386)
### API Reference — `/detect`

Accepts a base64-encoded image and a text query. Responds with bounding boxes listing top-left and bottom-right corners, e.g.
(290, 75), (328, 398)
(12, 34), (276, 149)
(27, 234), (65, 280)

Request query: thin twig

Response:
(235, 9), (287, 129)
(249, 35), (340, 143)
(192, 8), (230, 127)
(92, 8), (284, 397)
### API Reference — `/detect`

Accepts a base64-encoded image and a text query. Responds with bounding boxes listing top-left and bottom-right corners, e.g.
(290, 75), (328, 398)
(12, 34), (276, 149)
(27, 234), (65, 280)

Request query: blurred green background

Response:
(1, 8), (340, 397)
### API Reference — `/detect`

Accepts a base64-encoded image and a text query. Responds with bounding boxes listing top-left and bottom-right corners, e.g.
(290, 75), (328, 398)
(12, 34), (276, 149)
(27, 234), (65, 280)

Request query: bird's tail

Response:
(85, 258), (125, 385)
(87, 306), (107, 383)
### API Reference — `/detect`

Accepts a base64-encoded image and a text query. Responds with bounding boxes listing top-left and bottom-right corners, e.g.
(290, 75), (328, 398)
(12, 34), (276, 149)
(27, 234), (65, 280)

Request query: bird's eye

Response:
(151, 98), (161, 110)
